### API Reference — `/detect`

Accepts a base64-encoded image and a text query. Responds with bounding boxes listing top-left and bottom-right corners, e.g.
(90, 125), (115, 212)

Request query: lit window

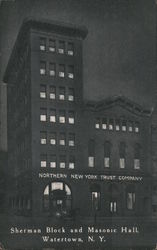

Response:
(40, 154), (47, 167)
(88, 139), (95, 167)
(134, 143), (141, 169)
(122, 120), (127, 131)
(95, 118), (100, 129)
(50, 109), (56, 123)
(69, 156), (75, 169)
(134, 159), (140, 169)
(50, 155), (56, 168)
(59, 133), (66, 146)
(40, 108), (47, 122)
(40, 37), (46, 51)
(59, 87), (65, 100)
(59, 155), (66, 168)
(109, 119), (114, 130)
(68, 65), (74, 79)
(119, 158), (125, 169)
(40, 61), (46, 75)
(40, 131), (47, 144)
(110, 201), (117, 213)
(128, 121), (133, 132)
(49, 86), (56, 100)
(69, 133), (75, 147)
(58, 41), (65, 54)
(127, 192), (135, 210)
(59, 64), (65, 78)
(40, 85), (46, 98)
(59, 110), (66, 123)
(49, 39), (56, 52)
(92, 191), (100, 211)
(68, 111), (75, 124)
(67, 42), (74, 56)
(50, 132), (56, 145)
(102, 118), (107, 130)
(104, 157), (110, 168)
(49, 63), (56, 76)
(68, 88), (74, 101)
(119, 142), (126, 168)
(104, 141), (111, 168)
(115, 119), (120, 131)
(88, 157), (94, 167)
(135, 122), (140, 133)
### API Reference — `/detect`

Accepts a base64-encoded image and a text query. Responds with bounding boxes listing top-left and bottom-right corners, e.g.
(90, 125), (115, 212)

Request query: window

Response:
(115, 119), (120, 131)
(88, 139), (95, 167)
(128, 121), (133, 132)
(67, 42), (74, 56)
(59, 64), (65, 78)
(50, 109), (56, 123)
(50, 132), (56, 145)
(49, 39), (56, 52)
(102, 118), (107, 130)
(40, 85), (46, 98)
(58, 41), (65, 54)
(127, 192), (135, 210)
(43, 182), (72, 212)
(68, 65), (74, 79)
(122, 120), (127, 131)
(104, 141), (111, 168)
(59, 133), (66, 146)
(59, 155), (66, 168)
(40, 61), (46, 75)
(59, 110), (66, 123)
(59, 87), (65, 100)
(90, 185), (101, 211)
(109, 119), (114, 130)
(40, 37), (46, 51)
(50, 155), (56, 168)
(40, 108), (47, 122)
(49, 86), (56, 100)
(69, 133), (75, 146)
(40, 131), (47, 144)
(68, 88), (74, 101)
(135, 122), (140, 133)
(134, 143), (141, 169)
(110, 201), (117, 213)
(40, 154), (47, 167)
(119, 142), (126, 168)
(68, 111), (75, 124)
(95, 118), (100, 129)
(49, 63), (56, 76)
(92, 192), (100, 211)
(69, 155), (75, 169)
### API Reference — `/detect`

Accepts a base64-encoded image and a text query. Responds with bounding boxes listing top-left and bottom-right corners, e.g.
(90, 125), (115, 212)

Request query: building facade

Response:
(2, 18), (157, 250)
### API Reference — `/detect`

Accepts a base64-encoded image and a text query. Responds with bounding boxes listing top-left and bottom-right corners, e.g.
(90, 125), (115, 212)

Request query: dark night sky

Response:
(0, 0), (156, 149)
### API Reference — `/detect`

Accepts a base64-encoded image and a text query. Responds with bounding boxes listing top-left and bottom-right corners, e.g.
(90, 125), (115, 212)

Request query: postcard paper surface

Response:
(0, 0), (157, 249)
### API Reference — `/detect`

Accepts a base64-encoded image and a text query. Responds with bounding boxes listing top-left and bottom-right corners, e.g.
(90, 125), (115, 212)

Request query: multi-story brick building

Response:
(2, 18), (157, 250)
